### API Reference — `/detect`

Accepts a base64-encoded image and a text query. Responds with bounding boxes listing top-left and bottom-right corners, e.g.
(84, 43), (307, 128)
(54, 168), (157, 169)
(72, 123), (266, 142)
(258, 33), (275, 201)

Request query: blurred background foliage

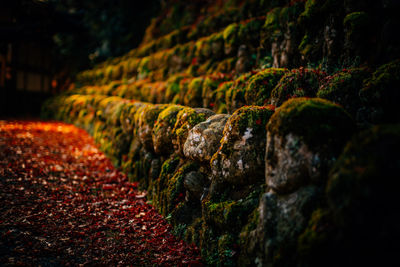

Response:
(48, 0), (161, 73)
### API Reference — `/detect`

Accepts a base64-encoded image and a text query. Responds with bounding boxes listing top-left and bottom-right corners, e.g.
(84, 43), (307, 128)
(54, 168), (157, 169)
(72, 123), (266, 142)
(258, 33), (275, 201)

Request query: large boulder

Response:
(265, 97), (355, 194)
(183, 114), (230, 163)
(211, 106), (275, 185)
(172, 107), (215, 156)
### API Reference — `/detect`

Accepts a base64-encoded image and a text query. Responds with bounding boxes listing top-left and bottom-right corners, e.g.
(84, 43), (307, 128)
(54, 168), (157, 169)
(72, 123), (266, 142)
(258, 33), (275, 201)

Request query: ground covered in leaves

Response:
(0, 120), (203, 266)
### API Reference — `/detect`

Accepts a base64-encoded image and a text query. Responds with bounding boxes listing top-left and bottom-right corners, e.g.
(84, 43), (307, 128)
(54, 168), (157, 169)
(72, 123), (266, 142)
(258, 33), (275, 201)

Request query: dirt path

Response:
(0, 120), (203, 266)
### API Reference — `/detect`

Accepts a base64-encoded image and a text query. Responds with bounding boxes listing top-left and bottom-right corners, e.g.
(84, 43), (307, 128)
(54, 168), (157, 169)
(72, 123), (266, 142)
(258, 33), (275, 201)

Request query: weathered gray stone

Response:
(240, 186), (320, 267)
(265, 133), (323, 194)
(183, 114), (230, 162)
(172, 107), (215, 157)
(265, 98), (355, 194)
(210, 106), (274, 185)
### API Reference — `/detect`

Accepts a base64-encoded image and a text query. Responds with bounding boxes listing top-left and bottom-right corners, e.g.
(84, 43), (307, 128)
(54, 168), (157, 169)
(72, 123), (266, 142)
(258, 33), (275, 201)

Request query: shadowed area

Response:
(0, 120), (202, 266)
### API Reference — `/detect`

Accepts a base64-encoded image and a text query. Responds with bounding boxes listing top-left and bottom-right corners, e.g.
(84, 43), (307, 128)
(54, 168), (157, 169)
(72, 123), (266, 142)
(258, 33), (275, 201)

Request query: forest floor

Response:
(0, 120), (203, 266)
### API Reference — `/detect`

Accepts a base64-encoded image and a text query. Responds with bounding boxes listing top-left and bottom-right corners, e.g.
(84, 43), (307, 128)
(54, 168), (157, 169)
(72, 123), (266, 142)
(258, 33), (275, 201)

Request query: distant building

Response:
(0, 0), (55, 116)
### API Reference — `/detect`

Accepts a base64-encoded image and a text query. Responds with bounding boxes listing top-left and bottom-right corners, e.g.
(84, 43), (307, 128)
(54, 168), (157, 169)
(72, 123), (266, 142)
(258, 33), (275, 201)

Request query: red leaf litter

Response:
(0, 120), (203, 266)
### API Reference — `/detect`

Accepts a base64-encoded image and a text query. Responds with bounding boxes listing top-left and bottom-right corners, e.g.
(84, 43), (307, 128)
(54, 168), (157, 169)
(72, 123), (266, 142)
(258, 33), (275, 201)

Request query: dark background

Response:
(0, 0), (161, 118)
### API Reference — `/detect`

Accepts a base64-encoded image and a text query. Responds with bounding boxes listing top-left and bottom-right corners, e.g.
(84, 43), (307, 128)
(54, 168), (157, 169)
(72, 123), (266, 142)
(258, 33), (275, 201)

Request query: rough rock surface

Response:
(172, 107), (215, 156)
(265, 97), (355, 194)
(211, 106), (274, 185)
(240, 186), (320, 266)
(183, 114), (230, 162)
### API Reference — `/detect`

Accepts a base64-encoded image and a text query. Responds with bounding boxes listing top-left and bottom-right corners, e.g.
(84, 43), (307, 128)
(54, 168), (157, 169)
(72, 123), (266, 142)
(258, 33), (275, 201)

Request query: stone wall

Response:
(43, 0), (400, 265)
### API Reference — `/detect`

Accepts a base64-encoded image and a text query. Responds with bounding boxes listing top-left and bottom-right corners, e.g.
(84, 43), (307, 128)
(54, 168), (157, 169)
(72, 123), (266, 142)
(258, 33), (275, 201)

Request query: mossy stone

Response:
(270, 68), (325, 107)
(244, 68), (288, 106)
(172, 107), (215, 156)
(225, 72), (253, 113)
(266, 97), (355, 193)
(184, 114), (230, 163)
(137, 104), (169, 152)
(317, 67), (371, 118)
(211, 105), (274, 185)
(184, 77), (204, 107)
(267, 97), (355, 156)
(152, 105), (185, 155)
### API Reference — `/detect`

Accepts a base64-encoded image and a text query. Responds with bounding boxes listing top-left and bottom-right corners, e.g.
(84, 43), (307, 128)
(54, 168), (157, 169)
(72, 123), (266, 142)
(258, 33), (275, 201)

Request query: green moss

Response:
(185, 217), (204, 246)
(152, 105), (185, 154)
(138, 57), (150, 79)
(343, 11), (369, 33)
(203, 185), (263, 231)
(264, 7), (281, 33)
(223, 23), (239, 55)
(202, 74), (232, 109)
(165, 74), (186, 102)
(120, 102), (144, 134)
(230, 105), (275, 136)
(223, 23), (239, 45)
(270, 68), (325, 107)
(225, 72), (253, 113)
(217, 234), (237, 266)
(164, 161), (199, 215)
(359, 59), (400, 123)
(298, 34), (313, 58)
(244, 68), (288, 106)
(152, 156), (180, 211)
(184, 77), (204, 107)
(267, 97), (355, 153)
(317, 67), (370, 117)
(240, 208), (259, 236)
(298, 0), (317, 24)
(176, 78), (192, 105)
(297, 208), (333, 258)
(209, 32), (224, 58)
(238, 18), (263, 46)
(215, 57), (236, 74)
(194, 37), (212, 62)
(210, 81), (232, 112)
(138, 104), (169, 148)
(155, 105), (183, 128)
